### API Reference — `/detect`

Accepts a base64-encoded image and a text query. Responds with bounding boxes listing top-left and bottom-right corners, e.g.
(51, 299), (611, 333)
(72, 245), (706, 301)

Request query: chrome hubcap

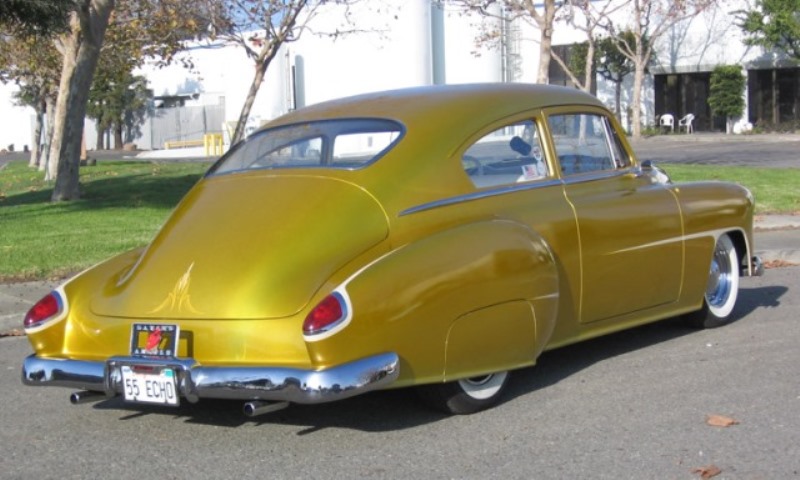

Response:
(457, 372), (508, 400)
(706, 244), (732, 308)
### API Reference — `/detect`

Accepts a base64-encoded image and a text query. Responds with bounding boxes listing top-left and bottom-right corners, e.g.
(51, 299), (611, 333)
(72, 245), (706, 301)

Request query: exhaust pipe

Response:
(243, 400), (290, 417)
(70, 390), (105, 405)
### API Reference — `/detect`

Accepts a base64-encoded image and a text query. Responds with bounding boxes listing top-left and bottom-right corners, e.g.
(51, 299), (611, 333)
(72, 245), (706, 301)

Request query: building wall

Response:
(1, 0), (794, 149)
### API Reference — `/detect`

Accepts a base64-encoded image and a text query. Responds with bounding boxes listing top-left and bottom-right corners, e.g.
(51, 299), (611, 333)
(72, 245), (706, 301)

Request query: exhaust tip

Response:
(69, 390), (105, 405)
(243, 400), (290, 417)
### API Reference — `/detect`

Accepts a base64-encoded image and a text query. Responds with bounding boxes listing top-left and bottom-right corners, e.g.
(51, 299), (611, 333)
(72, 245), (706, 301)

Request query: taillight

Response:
(24, 291), (63, 329)
(303, 292), (348, 336)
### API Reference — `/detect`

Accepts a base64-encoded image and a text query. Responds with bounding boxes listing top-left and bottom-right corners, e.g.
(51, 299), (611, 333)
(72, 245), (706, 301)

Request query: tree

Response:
(596, 31), (640, 121)
(0, 32), (62, 170)
(198, 0), (362, 146)
(0, 0), (71, 35)
(738, 0), (800, 60)
(450, 0), (561, 84)
(47, 0), (205, 201)
(603, 0), (715, 137)
(548, 0), (625, 93)
(708, 65), (746, 134)
(87, 71), (150, 149)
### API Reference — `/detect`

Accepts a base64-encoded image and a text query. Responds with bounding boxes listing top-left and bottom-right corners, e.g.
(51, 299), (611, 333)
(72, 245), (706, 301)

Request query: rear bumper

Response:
(748, 255), (765, 277)
(22, 352), (399, 404)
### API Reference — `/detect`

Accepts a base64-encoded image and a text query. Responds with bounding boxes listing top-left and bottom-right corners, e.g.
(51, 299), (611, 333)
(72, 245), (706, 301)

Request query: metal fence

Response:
(142, 103), (226, 150)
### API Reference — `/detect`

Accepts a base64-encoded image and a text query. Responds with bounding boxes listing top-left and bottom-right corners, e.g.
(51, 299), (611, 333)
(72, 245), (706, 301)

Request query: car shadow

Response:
(91, 283), (787, 432)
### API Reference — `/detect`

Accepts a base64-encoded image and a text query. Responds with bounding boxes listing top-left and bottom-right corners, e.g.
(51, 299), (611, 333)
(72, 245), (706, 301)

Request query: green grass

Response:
(0, 159), (797, 281)
(0, 160), (209, 281)
(664, 164), (800, 214)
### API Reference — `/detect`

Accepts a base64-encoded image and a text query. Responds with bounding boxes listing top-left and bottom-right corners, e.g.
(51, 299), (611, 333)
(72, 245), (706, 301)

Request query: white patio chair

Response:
(659, 113), (675, 133)
(678, 113), (695, 134)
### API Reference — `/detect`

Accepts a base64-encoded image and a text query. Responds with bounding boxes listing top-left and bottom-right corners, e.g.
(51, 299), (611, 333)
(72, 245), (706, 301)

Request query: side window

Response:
(548, 113), (620, 175)
(462, 120), (549, 189)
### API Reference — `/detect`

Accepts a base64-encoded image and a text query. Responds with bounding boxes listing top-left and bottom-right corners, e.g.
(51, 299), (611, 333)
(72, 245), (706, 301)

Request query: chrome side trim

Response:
(22, 352), (400, 405)
(400, 179), (563, 216)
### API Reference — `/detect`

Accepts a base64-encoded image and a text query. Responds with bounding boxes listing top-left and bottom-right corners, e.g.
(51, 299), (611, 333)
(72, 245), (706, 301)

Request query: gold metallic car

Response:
(22, 84), (763, 416)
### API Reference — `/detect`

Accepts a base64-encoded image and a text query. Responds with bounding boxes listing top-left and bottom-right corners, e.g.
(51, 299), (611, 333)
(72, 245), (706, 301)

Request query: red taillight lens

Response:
(303, 293), (346, 336)
(24, 292), (62, 329)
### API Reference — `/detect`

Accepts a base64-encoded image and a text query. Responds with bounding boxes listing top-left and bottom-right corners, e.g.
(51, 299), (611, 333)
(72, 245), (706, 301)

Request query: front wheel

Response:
(684, 234), (740, 328)
(417, 371), (510, 415)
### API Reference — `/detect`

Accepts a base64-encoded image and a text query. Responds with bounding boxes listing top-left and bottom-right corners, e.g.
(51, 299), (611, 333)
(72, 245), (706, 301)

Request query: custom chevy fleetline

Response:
(22, 84), (762, 415)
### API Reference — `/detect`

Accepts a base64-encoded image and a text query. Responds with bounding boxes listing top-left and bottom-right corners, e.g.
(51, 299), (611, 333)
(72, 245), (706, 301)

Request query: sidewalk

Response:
(1, 216), (798, 336)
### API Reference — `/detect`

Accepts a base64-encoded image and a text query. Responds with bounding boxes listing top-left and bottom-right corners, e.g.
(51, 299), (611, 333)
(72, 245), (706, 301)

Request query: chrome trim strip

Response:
(22, 352), (400, 405)
(400, 179), (563, 216)
(561, 169), (630, 185)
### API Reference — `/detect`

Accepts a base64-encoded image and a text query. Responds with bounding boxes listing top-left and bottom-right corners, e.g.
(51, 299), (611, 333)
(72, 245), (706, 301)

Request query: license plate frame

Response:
(129, 323), (180, 358)
(120, 365), (180, 406)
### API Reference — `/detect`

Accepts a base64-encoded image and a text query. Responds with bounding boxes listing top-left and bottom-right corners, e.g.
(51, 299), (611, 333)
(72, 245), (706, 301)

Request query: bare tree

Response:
(603, 0), (715, 137)
(199, 0), (367, 145)
(449, 0), (563, 83)
(549, 0), (626, 93)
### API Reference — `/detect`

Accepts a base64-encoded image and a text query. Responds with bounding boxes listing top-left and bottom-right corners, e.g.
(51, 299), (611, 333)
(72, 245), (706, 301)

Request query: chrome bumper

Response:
(749, 255), (765, 277)
(22, 352), (399, 404)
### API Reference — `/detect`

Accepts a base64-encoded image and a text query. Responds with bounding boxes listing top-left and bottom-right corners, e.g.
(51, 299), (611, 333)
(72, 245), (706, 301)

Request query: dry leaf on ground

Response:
(692, 464), (722, 479)
(706, 414), (740, 427)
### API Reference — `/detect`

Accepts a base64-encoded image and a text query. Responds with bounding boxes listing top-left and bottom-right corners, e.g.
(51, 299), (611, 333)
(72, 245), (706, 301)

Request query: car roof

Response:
(263, 83), (606, 131)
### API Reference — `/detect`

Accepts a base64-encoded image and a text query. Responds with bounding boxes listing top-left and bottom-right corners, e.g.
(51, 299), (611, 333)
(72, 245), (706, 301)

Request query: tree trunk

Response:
(49, 0), (114, 201)
(535, 1), (556, 84)
(114, 123), (123, 149)
(29, 100), (44, 168)
(631, 63), (644, 137)
(231, 66), (266, 145)
(231, 44), (281, 145)
(614, 80), (622, 122)
(95, 122), (104, 150)
(40, 95), (56, 175)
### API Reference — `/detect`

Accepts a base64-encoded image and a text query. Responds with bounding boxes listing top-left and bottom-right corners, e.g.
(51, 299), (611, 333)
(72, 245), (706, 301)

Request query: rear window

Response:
(208, 119), (403, 176)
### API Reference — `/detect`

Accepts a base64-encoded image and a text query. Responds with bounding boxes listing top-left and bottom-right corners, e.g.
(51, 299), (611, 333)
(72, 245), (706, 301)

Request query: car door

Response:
(543, 107), (684, 324)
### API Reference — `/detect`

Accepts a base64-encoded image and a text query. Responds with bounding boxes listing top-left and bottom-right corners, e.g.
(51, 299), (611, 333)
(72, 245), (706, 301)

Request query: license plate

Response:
(130, 323), (179, 357)
(121, 365), (179, 406)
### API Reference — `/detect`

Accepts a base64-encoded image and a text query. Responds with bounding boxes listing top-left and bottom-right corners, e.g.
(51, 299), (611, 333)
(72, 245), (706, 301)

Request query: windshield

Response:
(208, 118), (403, 176)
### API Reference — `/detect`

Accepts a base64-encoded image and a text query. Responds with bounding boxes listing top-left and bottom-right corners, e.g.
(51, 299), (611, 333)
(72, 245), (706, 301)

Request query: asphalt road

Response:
(2, 266), (798, 479)
(629, 135), (800, 168)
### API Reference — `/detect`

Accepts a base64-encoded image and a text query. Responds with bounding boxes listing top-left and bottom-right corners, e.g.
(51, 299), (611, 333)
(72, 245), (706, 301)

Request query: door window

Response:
(462, 120), (548, 189)
(548, 113), (624, 175)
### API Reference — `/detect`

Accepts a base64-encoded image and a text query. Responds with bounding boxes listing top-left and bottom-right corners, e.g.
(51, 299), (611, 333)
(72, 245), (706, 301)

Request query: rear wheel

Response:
(418, 371), (510, 414)
(684, 234), (740, 328)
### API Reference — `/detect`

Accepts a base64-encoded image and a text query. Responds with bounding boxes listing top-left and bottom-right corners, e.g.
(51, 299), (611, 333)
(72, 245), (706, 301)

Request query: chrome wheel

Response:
(685, 233), (740, 328)
(705, 234), (739, 319)
(458, 372), (509, 401)
(418, 370), (511, 414)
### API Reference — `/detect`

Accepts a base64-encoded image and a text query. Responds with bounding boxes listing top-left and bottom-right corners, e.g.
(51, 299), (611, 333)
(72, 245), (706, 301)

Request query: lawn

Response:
(663, 164), (800, 215)
(0, 159), (797, 281)
(0, 160), (209, 281)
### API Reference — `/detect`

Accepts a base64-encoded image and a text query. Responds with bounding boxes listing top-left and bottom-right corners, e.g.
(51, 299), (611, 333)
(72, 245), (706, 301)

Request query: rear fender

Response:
(305, 219), (559, 386)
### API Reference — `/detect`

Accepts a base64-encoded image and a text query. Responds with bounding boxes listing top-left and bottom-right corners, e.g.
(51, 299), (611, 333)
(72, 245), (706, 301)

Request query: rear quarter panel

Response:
(304, 219), (559, 387)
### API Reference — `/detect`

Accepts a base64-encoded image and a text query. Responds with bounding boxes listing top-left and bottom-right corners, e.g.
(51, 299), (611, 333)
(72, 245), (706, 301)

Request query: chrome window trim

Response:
(399, 179), (563, 217)
(561, 168), (631, 185)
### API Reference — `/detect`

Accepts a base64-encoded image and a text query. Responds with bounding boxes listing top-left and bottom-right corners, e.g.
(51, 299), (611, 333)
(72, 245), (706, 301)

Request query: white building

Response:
(1, 0), (797, 152)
